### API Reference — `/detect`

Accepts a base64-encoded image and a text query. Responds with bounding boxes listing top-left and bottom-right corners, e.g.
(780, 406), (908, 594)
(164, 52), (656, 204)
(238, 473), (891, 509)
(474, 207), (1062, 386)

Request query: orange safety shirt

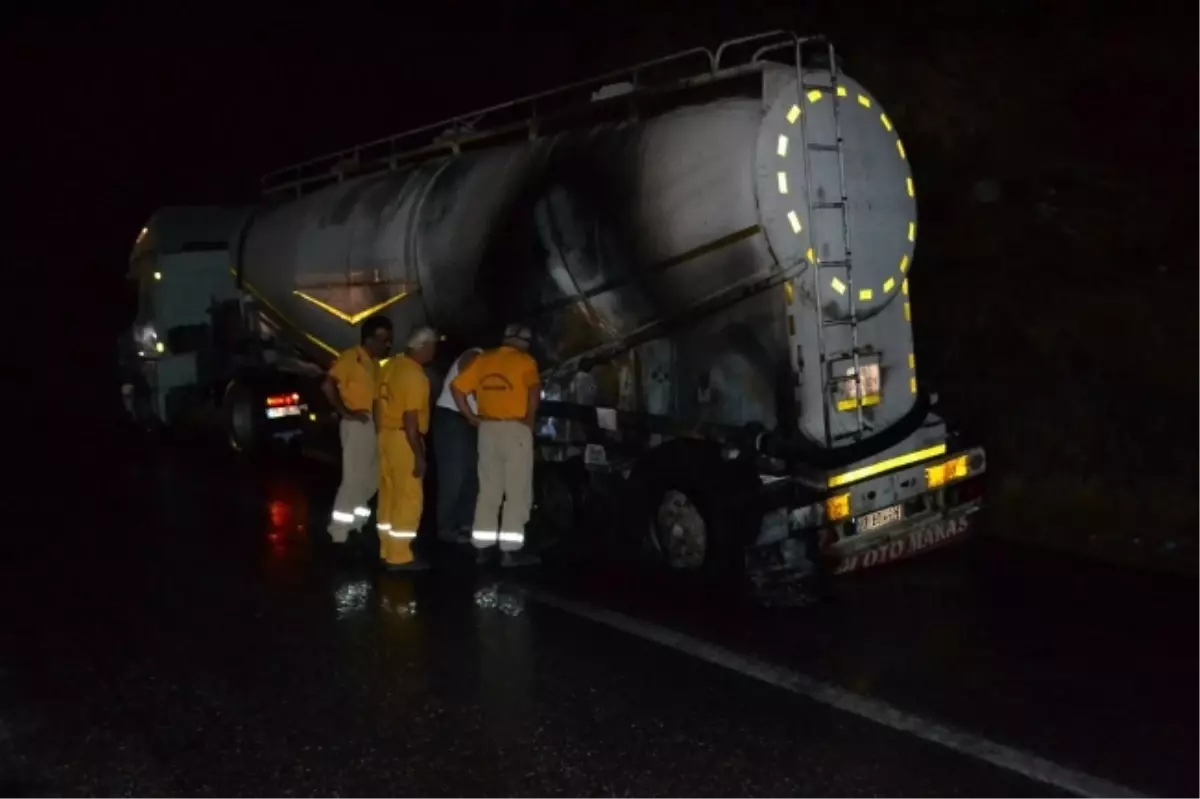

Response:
(328, 346), (379, 413)
(451, 345), (540, 421)
(377, 354), (430, 433)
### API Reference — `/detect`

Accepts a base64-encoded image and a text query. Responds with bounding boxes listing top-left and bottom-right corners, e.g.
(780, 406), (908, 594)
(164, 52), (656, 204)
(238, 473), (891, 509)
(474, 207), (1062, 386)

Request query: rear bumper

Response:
(829, 499), (978, 575)
(745, 442), (985, 603)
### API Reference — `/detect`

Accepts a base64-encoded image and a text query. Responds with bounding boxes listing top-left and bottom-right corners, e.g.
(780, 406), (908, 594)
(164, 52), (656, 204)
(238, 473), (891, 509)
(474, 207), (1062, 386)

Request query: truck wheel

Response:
(223, 379), (261, 455)
(622, 440), (761, 593)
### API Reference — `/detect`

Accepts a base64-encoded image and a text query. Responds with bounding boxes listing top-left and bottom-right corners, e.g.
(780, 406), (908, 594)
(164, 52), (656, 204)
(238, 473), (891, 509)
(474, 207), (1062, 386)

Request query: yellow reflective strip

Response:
(787, 210), (802, 234)
(900, 254), (910, 273)
(908, 352), (916, 369)
(897, 139), (907, 159)
(904, 302), (911, 321)
(902, 278), (909, 295)
(294, 289), (410, 326)
(830, 277), (847, 295)
(239, 278), (338, 357)
(858, 288), (873, 301)
(807, 89), (823, 102)
(836, 394), (881, 412)
(828, 443), (947, 488)
(784, 282), (794, 303)
(883, 277), (895, 293)
(906, 177), (915, 197)
(806, 247), (817, 263)
(910, 376), (918, 394)
(857, 94), (871, 108)
(880, 113), (893, 131)
(777, 172), (789, 194)
(836, 86), (848, 97)
(787, 104), (801, 123)
(777, 134), (789, 157)
(907, 222), (916, 242)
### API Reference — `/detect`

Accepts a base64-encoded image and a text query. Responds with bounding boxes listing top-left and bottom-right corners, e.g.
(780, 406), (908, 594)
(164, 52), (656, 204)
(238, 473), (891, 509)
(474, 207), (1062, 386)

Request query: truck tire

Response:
(223, 379), (262, 456)
(621, 439), (761, 594)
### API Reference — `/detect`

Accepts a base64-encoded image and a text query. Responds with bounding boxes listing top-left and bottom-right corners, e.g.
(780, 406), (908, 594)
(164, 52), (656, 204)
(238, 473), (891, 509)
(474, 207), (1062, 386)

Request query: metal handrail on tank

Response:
(260, 46), (714, 197)
(259, 30), (815, 198)
(715, 30), (801, 69)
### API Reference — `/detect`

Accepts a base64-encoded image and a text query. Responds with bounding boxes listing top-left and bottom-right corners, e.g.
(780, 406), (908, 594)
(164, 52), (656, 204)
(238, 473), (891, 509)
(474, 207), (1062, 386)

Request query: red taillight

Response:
(958, 476), (985, 502)
(265, 392), (301, 407)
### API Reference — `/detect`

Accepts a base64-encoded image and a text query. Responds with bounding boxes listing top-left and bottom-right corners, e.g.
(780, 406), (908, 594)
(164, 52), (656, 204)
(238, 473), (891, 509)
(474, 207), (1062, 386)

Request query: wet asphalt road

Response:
(2, 438), (1195, 796)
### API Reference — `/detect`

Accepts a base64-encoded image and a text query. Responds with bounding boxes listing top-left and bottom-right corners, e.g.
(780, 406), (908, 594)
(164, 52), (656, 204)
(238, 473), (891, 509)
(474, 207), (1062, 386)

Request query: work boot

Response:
(384, 559), (431, 574)
(501, 551), (541, 568)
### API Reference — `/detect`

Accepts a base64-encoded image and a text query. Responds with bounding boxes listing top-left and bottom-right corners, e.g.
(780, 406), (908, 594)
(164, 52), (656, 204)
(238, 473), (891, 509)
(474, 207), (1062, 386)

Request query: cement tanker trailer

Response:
(119, 32), (986, 603)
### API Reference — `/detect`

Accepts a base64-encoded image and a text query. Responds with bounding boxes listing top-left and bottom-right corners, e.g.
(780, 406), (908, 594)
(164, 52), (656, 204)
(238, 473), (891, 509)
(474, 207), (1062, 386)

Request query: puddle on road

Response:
(474, 583), (526, 617)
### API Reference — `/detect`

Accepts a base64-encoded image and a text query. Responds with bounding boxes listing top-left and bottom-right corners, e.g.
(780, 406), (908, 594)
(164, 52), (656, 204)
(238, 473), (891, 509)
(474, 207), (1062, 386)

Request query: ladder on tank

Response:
(794, 39), (867, 448)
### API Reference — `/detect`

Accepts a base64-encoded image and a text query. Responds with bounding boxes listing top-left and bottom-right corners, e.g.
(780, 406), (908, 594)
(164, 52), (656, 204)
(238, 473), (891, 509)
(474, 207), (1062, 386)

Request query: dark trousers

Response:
(432, 407), (478, 539)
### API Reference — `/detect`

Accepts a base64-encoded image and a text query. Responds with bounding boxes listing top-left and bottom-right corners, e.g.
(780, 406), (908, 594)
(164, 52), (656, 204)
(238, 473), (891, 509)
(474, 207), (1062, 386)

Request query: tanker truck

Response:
(118, 31), (986, 604)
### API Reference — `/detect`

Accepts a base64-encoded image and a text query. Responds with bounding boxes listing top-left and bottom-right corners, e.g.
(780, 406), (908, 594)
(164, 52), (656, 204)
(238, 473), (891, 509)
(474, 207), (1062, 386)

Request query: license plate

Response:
(857, 503), (904, 533)
(265, 405), (302, 420)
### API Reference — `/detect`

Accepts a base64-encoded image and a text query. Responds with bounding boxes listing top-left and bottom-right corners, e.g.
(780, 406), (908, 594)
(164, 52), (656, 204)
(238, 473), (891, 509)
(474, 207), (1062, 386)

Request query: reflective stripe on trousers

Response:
(471, 420), (533, 552)
(328, 416), (378, 542)
(472, 529), (526, 552)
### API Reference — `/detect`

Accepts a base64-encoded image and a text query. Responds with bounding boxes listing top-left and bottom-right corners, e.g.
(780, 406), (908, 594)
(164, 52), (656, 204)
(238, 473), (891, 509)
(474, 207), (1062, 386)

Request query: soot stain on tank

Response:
(471, 142), (646, 362)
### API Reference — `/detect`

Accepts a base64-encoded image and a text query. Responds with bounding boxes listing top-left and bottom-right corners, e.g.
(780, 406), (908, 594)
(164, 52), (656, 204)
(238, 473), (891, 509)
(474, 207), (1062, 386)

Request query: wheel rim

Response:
(652, 490), (707, 570)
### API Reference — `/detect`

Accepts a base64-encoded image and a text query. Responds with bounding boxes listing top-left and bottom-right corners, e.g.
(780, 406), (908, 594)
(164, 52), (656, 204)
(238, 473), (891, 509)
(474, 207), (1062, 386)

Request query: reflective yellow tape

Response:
(828, 443), (948, 488)
(787, 210), (802, 234)
(787, 105), (801, 123)
(883, 277), (895, 293)
(836, 394), (881, 412)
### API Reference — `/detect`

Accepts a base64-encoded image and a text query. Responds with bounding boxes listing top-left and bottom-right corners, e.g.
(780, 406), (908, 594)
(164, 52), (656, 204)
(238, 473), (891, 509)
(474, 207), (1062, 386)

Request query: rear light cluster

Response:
(947, 474), (985, 506)
(925, 455), (968, 489)
(265, 393), (301, 408)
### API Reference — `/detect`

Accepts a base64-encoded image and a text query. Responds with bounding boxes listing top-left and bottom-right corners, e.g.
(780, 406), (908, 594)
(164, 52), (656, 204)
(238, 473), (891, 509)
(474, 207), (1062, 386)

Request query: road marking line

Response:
(517, 585), (1147, 799)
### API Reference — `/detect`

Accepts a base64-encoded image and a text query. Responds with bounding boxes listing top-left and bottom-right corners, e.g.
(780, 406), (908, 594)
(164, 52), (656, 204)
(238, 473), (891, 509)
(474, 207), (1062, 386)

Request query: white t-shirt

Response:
(436, 348), (482, 414)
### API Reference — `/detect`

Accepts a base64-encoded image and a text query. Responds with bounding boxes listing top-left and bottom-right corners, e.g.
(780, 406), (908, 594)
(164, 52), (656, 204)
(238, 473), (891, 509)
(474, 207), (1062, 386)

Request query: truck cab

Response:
(120, 206), (321, 452)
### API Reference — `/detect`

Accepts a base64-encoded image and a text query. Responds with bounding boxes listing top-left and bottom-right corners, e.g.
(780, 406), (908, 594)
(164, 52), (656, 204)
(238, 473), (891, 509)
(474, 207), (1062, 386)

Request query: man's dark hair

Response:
(360, 315), (393, 342)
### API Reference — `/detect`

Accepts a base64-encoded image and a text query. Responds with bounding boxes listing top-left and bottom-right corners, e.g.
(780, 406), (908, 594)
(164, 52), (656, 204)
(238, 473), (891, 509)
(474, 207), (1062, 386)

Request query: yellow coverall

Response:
(375, 354), (430, 566)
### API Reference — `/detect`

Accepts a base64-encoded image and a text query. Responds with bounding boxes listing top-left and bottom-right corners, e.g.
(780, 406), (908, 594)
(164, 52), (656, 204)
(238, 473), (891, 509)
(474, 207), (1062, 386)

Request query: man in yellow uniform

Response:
(375, 326), (438, 572)
(322, 315), (392, 544)
(450, 323), (541, 567)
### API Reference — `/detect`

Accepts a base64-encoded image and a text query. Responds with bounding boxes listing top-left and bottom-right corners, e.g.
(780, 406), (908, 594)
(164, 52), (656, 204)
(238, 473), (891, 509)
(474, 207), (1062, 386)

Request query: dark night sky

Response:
(8, 2), (1194, 446)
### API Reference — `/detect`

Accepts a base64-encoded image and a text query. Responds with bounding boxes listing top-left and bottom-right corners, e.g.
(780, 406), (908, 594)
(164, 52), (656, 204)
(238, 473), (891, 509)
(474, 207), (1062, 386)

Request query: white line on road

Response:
(516, 585), (1147, 799)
